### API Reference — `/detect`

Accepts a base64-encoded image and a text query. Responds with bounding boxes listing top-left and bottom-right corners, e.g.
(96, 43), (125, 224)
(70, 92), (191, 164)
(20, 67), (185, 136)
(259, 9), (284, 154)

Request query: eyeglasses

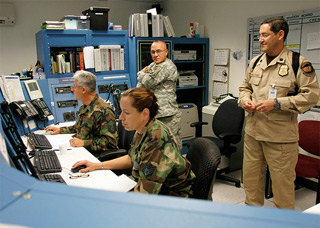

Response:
(69, 173), (90, 179)
(257, 33), (273, 39)
(71, 85), (83, 90)
(151, 49), (167, 55)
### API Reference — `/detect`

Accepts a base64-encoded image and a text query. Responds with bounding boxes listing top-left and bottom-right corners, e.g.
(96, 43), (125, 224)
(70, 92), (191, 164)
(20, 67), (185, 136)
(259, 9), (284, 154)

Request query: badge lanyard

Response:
(268, 84), (277, 99)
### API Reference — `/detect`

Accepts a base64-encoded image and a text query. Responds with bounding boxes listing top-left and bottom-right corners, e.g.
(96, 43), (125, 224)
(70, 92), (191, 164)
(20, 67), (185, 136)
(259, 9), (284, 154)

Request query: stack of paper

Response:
(0, 76), (25, 103)
(41, 21), (64, 30)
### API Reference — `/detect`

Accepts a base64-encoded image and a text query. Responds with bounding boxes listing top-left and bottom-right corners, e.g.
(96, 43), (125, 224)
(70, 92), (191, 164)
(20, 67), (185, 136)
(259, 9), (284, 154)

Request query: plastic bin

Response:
(61, 15), (78, 30)
(77, 16), (90, 30)
(82, 7), (110, 30)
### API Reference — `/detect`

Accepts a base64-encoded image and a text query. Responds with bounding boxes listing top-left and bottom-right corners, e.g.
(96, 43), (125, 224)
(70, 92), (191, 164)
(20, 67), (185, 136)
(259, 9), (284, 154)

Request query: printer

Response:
(179, 103), (198, 141)
(178, 71), (198, 87)
(173, 50), (197, 60)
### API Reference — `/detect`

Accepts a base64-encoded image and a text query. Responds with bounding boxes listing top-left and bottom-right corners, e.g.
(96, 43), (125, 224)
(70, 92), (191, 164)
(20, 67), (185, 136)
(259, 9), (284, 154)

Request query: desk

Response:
(304, 203), (320, 215)
(22, 129), (136, 192)
(0, 163), (319, 228)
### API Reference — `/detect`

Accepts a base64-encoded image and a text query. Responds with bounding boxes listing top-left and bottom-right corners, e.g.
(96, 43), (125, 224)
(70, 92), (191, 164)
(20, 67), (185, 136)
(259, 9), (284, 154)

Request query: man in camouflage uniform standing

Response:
(45, 70), (118, 157)
(137, 40), (182, 150)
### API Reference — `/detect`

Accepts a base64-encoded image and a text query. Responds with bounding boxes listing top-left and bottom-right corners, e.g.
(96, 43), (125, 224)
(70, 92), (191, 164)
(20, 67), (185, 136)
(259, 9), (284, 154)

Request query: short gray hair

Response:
(73, 70), (96, 93)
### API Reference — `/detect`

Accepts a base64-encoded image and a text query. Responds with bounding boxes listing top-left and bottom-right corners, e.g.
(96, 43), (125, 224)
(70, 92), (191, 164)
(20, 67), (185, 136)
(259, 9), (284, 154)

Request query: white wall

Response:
(1, 0), (319, 104)
(0, 0), (149, 75)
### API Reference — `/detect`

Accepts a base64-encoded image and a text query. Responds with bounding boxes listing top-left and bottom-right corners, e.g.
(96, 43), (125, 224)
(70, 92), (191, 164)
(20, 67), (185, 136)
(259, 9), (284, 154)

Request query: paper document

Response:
(213, 66), (228, 82)
(213, 49), (230, 65)
(307, 32), (320, 50)
(0, 76), (25, 103)
(213, 81), (228, 98)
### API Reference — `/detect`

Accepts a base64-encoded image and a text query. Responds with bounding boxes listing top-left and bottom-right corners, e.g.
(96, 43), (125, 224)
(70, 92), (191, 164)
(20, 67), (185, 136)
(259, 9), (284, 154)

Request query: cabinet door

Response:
(46, 30), (89, 47)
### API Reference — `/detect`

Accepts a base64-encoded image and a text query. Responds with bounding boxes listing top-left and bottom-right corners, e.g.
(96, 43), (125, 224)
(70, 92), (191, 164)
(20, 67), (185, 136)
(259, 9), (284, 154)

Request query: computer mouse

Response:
(71, 165), (86, 173)
(44, 131), (53, 135)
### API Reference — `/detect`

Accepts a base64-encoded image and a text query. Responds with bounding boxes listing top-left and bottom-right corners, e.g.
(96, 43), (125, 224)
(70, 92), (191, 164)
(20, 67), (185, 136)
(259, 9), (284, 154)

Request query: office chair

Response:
(190, 99), (245, 188)
(187, 137), (221, 200)
(97, 120), (135, 175)
(295, 120), (320, 204)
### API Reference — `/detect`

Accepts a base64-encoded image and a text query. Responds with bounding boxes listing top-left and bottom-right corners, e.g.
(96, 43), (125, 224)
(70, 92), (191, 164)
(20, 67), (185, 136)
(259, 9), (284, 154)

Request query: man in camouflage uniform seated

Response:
(137, 40), (182, 151)
(72, 88), (195, 197)
(45, 70), (118, 157)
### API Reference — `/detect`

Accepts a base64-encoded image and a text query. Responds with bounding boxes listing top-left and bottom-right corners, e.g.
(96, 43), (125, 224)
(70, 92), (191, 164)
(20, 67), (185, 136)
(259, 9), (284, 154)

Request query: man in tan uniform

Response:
(239, 17), (319, 209)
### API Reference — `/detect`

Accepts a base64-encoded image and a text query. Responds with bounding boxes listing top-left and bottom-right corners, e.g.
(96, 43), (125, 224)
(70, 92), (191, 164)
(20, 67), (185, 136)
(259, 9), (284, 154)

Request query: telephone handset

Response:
(10, 100), (39, 119)
(31, 98), (52, 120)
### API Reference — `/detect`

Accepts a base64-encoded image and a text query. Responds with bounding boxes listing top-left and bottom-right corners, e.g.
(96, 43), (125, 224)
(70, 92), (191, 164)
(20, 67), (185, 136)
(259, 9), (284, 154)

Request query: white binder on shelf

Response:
(94, 48), (102, 72)
(163, 16), (175, 37)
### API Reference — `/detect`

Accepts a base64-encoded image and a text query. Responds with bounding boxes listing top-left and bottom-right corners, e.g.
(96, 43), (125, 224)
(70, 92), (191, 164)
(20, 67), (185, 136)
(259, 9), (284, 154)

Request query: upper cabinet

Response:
(35, 30), (129, 79)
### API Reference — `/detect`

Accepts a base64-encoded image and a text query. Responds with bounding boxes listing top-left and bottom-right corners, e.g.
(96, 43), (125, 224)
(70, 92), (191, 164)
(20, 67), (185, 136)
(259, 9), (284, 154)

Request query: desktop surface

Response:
(1, 163), (320, 228)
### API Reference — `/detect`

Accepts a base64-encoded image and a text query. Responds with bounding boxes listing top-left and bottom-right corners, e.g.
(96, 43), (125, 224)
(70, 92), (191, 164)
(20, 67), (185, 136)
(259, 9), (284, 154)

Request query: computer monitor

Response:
(24, 80), (43, 100)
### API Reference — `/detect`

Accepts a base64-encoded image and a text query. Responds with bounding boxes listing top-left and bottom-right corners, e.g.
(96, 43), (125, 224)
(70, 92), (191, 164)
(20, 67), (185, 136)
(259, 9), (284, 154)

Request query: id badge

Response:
(268, 88), (277, 99)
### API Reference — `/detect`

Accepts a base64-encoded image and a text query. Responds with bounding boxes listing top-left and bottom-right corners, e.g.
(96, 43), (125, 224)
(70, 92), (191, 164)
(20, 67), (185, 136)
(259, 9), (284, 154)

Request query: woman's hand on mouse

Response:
(72, 160), (99, 173)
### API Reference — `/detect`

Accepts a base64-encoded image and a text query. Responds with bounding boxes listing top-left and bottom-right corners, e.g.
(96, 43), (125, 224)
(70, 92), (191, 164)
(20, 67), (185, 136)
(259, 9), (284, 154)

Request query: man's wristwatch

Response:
(274, 98), (281, 109)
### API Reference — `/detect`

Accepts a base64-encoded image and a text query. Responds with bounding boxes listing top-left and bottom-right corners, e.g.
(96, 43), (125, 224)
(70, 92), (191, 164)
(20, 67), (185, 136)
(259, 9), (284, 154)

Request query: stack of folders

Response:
(41, 21), (64, 30)
(129, 13), (175, 37)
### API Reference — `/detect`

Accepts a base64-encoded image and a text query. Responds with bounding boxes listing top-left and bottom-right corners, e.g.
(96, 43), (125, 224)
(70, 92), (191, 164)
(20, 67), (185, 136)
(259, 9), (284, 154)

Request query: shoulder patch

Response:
(301, 62), (314, 75)
(142, 164), (156, 177)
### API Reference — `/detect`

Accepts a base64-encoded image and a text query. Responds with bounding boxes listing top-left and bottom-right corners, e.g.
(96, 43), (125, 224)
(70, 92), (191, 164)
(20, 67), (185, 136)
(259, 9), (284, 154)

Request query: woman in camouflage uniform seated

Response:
(73, 88), (195, 197)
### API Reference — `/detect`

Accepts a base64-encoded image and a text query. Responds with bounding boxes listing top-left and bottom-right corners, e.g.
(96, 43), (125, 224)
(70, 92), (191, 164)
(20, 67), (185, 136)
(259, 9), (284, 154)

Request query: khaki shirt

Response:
(239, 47), (319, 143)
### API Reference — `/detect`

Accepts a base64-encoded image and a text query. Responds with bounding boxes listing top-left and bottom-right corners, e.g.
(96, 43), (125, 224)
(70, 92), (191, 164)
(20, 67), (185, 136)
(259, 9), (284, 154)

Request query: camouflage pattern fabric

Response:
(60, 94), (118, 155)
(158, 111), (182, 151)
(129, 118), (195, 197)
(137, 58), (182, 149)
(137, 58), (180, 118)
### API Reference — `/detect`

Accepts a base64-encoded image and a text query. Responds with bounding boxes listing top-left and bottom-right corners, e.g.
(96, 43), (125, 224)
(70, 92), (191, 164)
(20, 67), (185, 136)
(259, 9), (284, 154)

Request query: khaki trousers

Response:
(243, 134), (299, 209)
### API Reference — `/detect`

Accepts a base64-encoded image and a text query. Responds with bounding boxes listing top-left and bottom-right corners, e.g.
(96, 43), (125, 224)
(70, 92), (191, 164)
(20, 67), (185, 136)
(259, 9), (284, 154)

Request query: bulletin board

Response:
(247, 8), (320, 82)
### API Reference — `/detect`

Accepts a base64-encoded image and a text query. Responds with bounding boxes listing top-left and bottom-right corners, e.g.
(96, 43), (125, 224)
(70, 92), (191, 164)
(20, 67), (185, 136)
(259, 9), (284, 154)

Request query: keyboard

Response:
(34, 150), (62, 174)
(28, 133), (52, 149)
(40, 174), (66, 184)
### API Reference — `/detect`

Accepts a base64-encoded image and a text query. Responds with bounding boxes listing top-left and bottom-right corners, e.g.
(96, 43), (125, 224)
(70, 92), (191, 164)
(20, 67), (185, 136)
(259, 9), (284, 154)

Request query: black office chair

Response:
(97, 120), (135, 175)
(189, 99), (245, 188)
(187, 137), (221, 200)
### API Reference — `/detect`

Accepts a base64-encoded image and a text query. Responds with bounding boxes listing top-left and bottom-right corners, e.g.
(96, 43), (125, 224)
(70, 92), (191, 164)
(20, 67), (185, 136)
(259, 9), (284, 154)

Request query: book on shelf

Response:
(151, 14), (164, 37)
(99, 45), (122, 71)
(49, 45), (124, 74)
(129, 13), (149, 37)
(94, 49), (102, 72)
(147, 13), (153, 37)
(79, 52), (85, 70)
(163, 16), (175, 37)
